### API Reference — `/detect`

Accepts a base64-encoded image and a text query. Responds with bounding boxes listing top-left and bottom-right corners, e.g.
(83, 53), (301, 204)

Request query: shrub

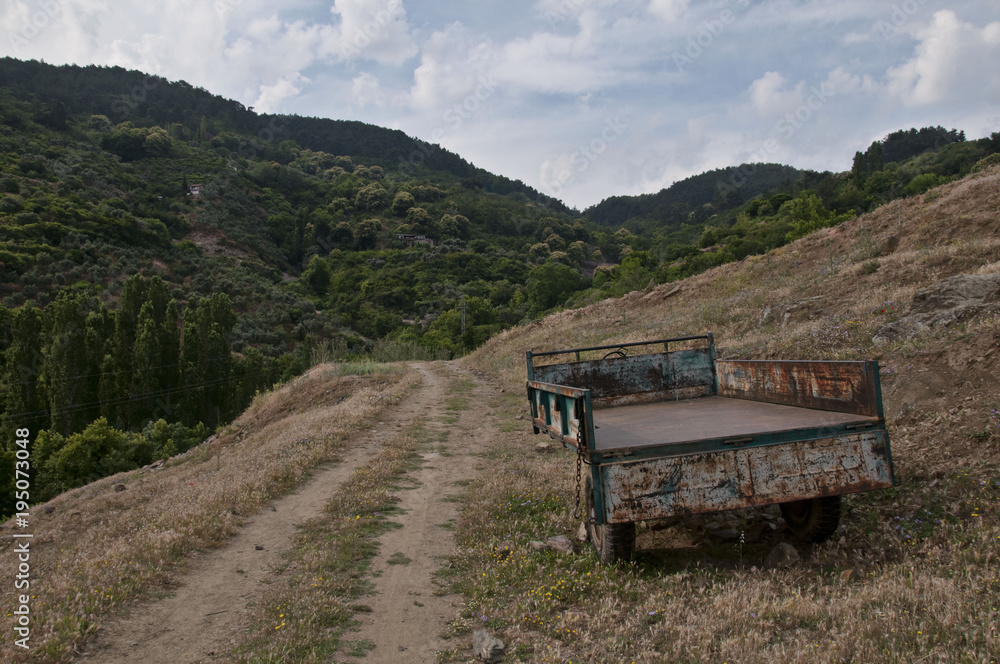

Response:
(905, 173), (944, 196)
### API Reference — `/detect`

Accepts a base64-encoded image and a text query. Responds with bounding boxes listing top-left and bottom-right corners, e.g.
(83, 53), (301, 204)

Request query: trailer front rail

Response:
(526, 379), (592, 453)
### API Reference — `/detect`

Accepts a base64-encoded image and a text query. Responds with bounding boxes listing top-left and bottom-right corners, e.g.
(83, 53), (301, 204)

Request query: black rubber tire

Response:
(584, 474), (636, 564)
(779, 495), (842, 543)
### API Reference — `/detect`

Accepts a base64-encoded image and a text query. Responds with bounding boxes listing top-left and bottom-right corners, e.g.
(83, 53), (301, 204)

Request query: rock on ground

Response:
(473, 630), (506, 664)
(766, 542), (801, 568)
(874, 273), (1000, 343)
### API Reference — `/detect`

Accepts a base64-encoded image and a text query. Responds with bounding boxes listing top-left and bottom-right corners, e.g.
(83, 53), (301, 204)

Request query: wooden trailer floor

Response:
(592, 396), (878, 450)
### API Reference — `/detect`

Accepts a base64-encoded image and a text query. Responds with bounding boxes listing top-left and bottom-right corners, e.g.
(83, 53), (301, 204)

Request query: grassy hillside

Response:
(0, 361), (414, 662)
(1, 169), (996, 662)
(453, 167), (1000, 662)
(577, 127), (1000, 294)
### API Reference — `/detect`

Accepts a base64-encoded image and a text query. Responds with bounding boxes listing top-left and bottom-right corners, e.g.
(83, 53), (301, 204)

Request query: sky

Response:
(2, 1), (999, 210)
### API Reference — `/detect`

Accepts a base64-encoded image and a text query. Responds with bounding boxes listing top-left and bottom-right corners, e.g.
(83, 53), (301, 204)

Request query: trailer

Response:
(526, 333), (895, 564)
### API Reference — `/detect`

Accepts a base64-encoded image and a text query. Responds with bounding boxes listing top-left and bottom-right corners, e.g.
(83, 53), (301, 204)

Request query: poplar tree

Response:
(851, 151), (868, 185)
(0, 306), (12, 426)
(3, 305), (48, 436)
(866, 141), (885, 174)
(131, 301), (159, 426)
(179, 294), (236, 427)
(111, 275), (148, 428)
(179, 297), (206, 427)
(203, 293), (236, 426)
(42, 292), (94, 436)
(160, 299), (181, 419)
(84, 303), (113, 426)
(130, 278), (175, 425)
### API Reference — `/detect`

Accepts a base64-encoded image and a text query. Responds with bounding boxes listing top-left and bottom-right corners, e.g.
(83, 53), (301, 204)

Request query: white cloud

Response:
(351, 71), (385, 109)
(409, 22), (497, 112)
(492, 9), (641, 95)
(648, 0), (689, 24)
(496, 32), (604, 94)
(253, 72), (310, 113)
(748, 71), (803, 117)
(327, 0), (418, 65)
(822, 66), (878, 98)
(887, 10), (1000, 107)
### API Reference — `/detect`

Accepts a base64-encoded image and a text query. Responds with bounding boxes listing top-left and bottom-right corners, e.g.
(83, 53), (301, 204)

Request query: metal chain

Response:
(572, 445), (584, 519)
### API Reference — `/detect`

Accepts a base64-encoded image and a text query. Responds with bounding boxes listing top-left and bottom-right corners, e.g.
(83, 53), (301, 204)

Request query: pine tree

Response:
(851, 151), (868, 185)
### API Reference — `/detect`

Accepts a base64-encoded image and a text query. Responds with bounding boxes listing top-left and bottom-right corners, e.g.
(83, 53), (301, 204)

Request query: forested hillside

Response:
(573, 126), (1000, 299)
(0, 57), (572, 214)
(1, 56), (996, 519)
(0, 57), (603, 514)
(584, 163), (809, 227)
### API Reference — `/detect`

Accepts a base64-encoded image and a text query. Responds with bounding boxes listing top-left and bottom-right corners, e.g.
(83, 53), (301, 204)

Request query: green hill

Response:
(584, 162), (810, 227)
(572, 127), (999, 299)
(0, 57), (605, 506)
(0, 57), (572, 213)
(1, 56), (996, 514)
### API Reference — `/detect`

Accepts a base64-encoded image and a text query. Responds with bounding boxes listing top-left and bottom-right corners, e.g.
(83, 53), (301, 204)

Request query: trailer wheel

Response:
(780, 495), (842, 543)
(584, 475), (635, 564)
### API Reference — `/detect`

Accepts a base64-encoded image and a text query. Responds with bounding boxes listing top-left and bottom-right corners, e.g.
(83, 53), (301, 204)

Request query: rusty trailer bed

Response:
(592, 395), (879, 451)
(525, 334), (896, 537)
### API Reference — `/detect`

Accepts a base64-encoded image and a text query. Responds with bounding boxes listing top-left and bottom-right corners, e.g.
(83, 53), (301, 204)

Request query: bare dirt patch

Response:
(63, 370), (418, 663)
(347, 363), (497, 663)
(182, 226), (252, 261)
(63, 362), (498, 664)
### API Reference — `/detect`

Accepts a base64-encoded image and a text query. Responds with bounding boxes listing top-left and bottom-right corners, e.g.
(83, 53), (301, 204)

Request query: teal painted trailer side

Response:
(525, 334), (895, 531)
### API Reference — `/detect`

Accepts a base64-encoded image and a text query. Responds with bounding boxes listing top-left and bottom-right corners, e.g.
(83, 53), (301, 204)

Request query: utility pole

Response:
(460, 294), (467, 339)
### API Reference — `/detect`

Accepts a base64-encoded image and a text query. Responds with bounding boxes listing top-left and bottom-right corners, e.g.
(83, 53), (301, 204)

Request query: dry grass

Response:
(231, 422), (422, 663)
(0, 362), (414, 663)
(453, 168), (1000, 662)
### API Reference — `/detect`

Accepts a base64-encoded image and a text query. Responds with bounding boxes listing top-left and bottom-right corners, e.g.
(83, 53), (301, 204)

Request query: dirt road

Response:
(75, 361), (496, 663)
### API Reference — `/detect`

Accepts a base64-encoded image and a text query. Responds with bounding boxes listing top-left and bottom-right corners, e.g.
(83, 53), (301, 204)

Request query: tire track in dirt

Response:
(348, 362), (494, 663)
(73, 364), (443, 664)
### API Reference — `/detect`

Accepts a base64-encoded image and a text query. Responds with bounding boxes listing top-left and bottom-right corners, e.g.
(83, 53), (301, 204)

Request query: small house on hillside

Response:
(397, 233), (434, 247)
(188, 183), (204, 196)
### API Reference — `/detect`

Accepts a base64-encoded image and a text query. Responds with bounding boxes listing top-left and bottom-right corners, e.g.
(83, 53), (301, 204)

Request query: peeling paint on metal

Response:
(599, 432), (892, 523)
(717, 360), (880, 416)
(526, 335), (894, 528)
(534, 349), (715, 407)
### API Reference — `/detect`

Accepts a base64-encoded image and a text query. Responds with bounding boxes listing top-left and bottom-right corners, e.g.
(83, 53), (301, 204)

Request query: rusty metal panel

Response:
(533, 349), (714, 406)
(716, 360), (880, 417)
(598, 431), (892, 523)
(527, 380), (588, 450)
(590, 395), (878, 451)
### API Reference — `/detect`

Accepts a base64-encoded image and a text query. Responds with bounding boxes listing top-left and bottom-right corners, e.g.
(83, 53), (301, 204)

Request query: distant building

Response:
(397, 233), (434, 247)
(188, 183), (204, 196)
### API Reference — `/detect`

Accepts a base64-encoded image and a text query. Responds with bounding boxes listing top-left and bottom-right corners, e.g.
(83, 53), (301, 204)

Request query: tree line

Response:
(0, 275), (281, 514)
